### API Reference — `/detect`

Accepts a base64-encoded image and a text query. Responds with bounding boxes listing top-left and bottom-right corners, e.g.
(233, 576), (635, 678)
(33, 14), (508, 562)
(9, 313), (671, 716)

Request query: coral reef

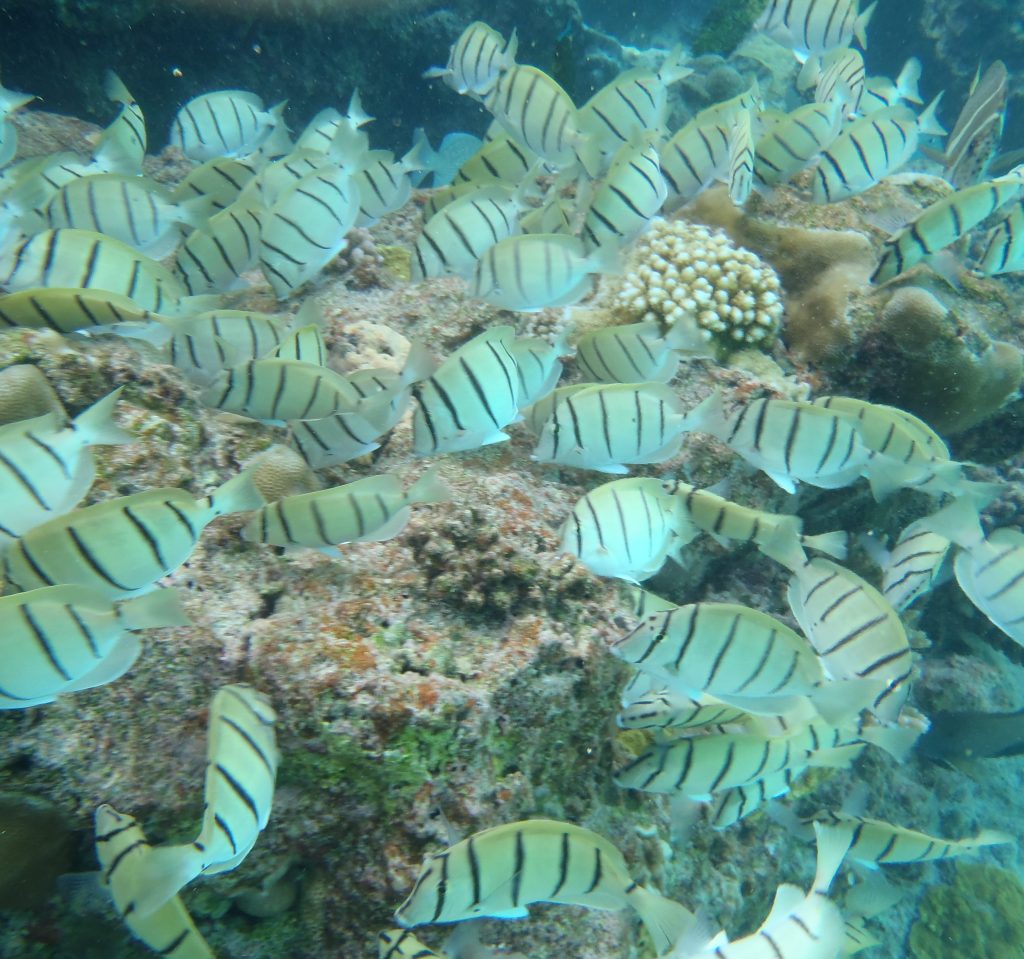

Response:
(692, 0), (770, 55)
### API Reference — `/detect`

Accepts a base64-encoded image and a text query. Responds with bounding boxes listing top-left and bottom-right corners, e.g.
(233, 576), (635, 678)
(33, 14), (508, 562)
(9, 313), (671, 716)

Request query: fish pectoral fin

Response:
(61, 635), (143, 694)
(595, 463), (630, 475)
(764, 470), (798, 494)
(478, 905), (531, 920)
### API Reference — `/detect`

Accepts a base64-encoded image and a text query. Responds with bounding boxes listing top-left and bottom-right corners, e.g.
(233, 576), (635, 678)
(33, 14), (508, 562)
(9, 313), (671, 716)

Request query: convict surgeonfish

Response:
(871, 169), (1024, 284)
(0, 287), (162, 334)
(941, 60), (1008, 189)
(410, 326), (520, 454)
(815, 48), (866, 116)
(861, 58), (923, 112)
(394, 819), (695, 954)
(171, 155), (261, 214)
(423, 21), (518, 97)
(574, 320), (707, 384)
(977, 199), (1024, 275)
(681, 391), (870, 494)
(531, 381), (688, 474)
(242, 467), (450, 554)
(353, 147), (425, 227)
(786, 556), (912, 722)
(559, 477), (697, 583)
(707, 767), (803, 830)
(662, 479), (848, 565)
(94, 805), (214, 959)
(0, 82), (34, 168)
(294, 91), (373, 158)
(3, 470), (263, 598)
(170, 90), (287, 161)
(617, 685), (749, 731)
(92, 72), (147, 175)
(809, 811), (1013, 868)
(0, 388), (133, 542)
(0, 585), (188, 708)
(471, 234), (615, 312)
(659, 118), (733, 208)
(129, 684), (279, 918)
(754, 99), (844, 190)
(727, 109), (754, 205)
(378, 929), (445, 959)
(874, 518), (953, 612)
(0, 229), (190, 314)
(812, 98), (945, 204)
(453, 131), (538, 186)
(509, 332), (567, 409)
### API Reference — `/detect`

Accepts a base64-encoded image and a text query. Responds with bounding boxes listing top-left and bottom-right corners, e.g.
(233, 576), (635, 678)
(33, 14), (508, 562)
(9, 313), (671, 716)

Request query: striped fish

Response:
(44, 174), (200, 259)
(861, 57), (923, 112)
(581, 137), (667, 252)
(1, 153), (98, 232)
(728, 109), (754, 205)
(471, 233), (615, 312)
(242, 467), (449, 554)
(411, 326), (520, 454)
(663, 479), (848, 565)
(130, 684), (279, 918)
(0, 387), (133, 542)
(0, 585), (187, 708)
(175, 196), (263, 295)
(251, 149), (336, 205)
(815, 48), (866, 116)
(483, 65), (593, 172)
(454, 131), (537, 185)
(354, 148), (423, 226)
(509, 332), (567, 409)
(812, 98), (946, 204)
(378, 929), (444, 959)
(259, 164), (359, 299)
(659, 118), (732, 207)
(269, 321), (325, 367)
(615, 721), (862, 799)
(171, 156), (260, 214)
(0, 287), (159, 333)
(811, 811), (1012, 867)
(878, 518), (952, 612)
(2, 470), (263, 599)
(617, 684), (748, 731)
(754, 99), (844, 189)
(942, 61), (1008, 189)
(411, 183), (522, 281)
(393, 819), (695, 955)
(756, 0), (876, 75)
(611, 600), (826, 708)
(170, 90), (287, 161)
(288, 409), (383, 469)
(421, 176), (505, 221)
(708, 768), (802, 831)
(871, 170), (1024, 284)
(295, 91), (373, 157)
(92, 72), (146, 175)
(977, 199), (1024, 275)
(577, 47), (691, 163)
(681, 391), (870, 494)
(574, 320), (706, 384)
(423, 21), (518, 97)
(694, 83), (764, 129)
(94, 805), (215, 959)
(954, 527), (1024, 647)
(520, 193), (575, 235)
(787, 556), (912, 721)
(0, 228), (189, 314)
(559, 477), (697, 583)
(201, 357), (361, 424)
(531, 381), (688, 474)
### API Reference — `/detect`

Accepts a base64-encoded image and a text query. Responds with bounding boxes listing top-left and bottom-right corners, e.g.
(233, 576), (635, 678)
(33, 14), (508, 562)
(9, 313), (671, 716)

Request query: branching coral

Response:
(612, 219), (785, 358)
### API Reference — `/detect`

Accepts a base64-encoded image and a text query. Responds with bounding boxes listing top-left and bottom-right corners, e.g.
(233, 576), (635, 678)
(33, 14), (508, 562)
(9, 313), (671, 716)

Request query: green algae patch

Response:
(693, 0), (769, 55)
(909, 863), (1024, 959)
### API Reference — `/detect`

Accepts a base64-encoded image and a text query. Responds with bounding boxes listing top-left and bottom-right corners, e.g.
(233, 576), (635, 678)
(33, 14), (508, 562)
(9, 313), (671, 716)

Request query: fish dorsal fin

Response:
(764, 883), (804, 925)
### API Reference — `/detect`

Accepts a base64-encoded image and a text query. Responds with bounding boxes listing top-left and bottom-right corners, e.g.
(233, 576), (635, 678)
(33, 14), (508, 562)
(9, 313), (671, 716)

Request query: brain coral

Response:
(613, 218), (785, 358)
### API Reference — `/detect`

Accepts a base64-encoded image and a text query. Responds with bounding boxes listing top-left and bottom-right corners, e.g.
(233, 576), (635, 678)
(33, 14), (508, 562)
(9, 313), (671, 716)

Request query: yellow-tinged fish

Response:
(421, 176), (506, 221)
(378, 929), (444, 959)
(786, 556), (912, 722)
(130, 684), (279, 917)
(94, 805), (214, 959)
(423, 21), (518, 97)
(171, 155), (261, 213)
(394, 819), (695, 954)
(269, 322), (326, 367)
(681, 390), (870, 493)
(0, 228), (189, 314)
(876, 517), (952, 612)
(0, 287), (161, 333)
(574, 320), (706, 384)
(170, 90), (287, 161)
(871, 169), (1024, 284)
(242, 467), (450, 554)
(659, 118), (732, 207)
(471, 233), (615, 312)
(815, 48), (866, 116)
(707, 767), (803, 830)
(295, 91), (373, 157)
(0, 387), (133, 541)
(754, 99), (844, 189)
(0, 585), (187, 708)
(92, 72), (146, 175)
(559, 477), (697, 583)
(617, 686), (749, 731)
(977, 198), (1024, 275)
(531, 381), (688, 474)
(288, 408), (383, 469)
(3, 470), (263, 598)
(453, 131), (537, 185)
(411, 326), (520, 454)
(354, 147), (424, 227)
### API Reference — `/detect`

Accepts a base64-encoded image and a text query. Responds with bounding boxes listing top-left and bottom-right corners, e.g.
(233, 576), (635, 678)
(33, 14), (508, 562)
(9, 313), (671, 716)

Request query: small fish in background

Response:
(170, 155), (261, 213)
(977, 197), (1024, 275)
(295, 90), (373, 157)
(169, 89), (288, 161)
(0, 585), (188, 709)
(573, 320), (707, 384)
(814, 47), (866, 116)
(916, 707), (1024, 766)
(354, 142), (430, 227)
(423, 21), (518, 98)
(861, 57), (923, 112)
(407, 129), (484, 188)
(242, 467), (450, 554)
(393, 819), (695, 956)
(941, 60), (1008, 189)
(559, 476), (697, 582)
(452, 129), (538, 187)
(93, 805), (215, 959)
(870, 518), (954, 612)
(92, 71), (146, 175)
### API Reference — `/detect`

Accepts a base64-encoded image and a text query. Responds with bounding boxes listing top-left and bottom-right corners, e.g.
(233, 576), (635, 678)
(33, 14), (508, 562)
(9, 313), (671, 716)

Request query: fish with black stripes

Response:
(559, 476), (697, 583)
(453, 130), (538, 186)
(423, 21), (518, 97)
(378, 928), (445, 959)
(861, 58), (923, 112)
(0, 287), (161, 334)
(171, 155), (261, 214)
(0, 584), (188, 709)
(93, 804), (215, 959)
(707, 768), (804, 831)
(354, 146), (426, 227)
(872, 516), (953, 612)
(170, 90), (287, 161)
(410, 326), (521, 454)
(393, 819), (695, 954)
(128, 684), (279, 917)
(508, 331), (568, 409)
(681, 390), (871, 494)
(659, 117), (734, 208)
(242, 467), (450, 554)
(754, 99), (844, 190)
(92, 72), (147, 175)
(977, 197), (1024, 275)
(617, 683), (749, 731)
(574, 319), (707, 384)
(3, 469), (264, 598)
(815, 48), (866, 116)
(0, 387), (133, 542)
(295, 90), (373, 157)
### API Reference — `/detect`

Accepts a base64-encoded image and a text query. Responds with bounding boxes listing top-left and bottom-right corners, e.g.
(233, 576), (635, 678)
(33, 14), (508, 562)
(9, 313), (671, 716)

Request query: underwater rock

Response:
(692, 0), (770, 55)
(0, 792), (74, 910)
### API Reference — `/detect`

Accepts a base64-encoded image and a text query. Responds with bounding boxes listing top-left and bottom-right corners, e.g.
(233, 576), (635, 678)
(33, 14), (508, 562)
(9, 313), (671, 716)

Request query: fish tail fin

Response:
(422, 65), (449, 80)
(663, 319), (713, 357)
(858, 720), (926, 762)
(896, 57), (923, 104)
(102, 70), (133, 105)
(347, 88), (374, 128)
(680, 388), (728, 436)
(797, 55), (822, 93)
(130, 844), (205, 918)
(854, 1), (877, 48)
(584, 240), (622, 277)
(627, 884), (696, 955)
(916, 495), (984, 549)
(575, 131), (604, 179)
(292, 297), (327, 332)
(74, 387), (135, 447)
(811, 822), (853, 894)
(401, 339), (437, 386)
(0, 82), (34, 117)
(268, 99), (289, 127)
(502, 27), (519, 68)
(657, 45), (692, 88)
(400, 130), (433, 174)
(810, 678), (886, 725)
(173, 192), (216, 230)
(801, 530), (848, 560)
(206, 467), (266, 517)
(807, 743), (865, 770)
(406, 465), (452, 506)
(918, 93), (947, 137)
(974, 829), (1015, 849)
(117, 587), (191, 630)
(758, 521), (805, 566)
